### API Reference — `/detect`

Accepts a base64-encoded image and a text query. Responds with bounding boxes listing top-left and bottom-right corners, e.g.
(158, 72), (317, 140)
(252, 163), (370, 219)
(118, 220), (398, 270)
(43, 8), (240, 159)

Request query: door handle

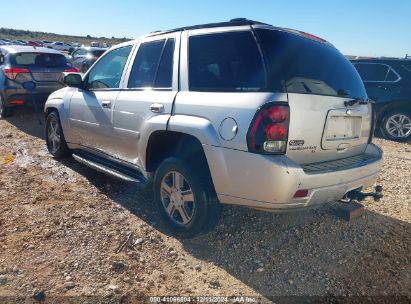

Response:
(150, 103), (164, 113)
(101, 100), (111, 108)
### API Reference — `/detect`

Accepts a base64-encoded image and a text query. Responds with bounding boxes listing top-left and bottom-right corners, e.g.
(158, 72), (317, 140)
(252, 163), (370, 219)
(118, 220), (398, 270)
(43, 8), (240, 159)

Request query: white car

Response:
(47, 42), (72, 52)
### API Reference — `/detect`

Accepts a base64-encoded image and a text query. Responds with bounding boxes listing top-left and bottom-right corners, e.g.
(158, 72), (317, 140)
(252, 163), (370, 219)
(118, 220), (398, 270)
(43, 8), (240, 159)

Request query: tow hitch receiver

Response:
(342, 185), (383, 203)
(335, 186), (383, 221)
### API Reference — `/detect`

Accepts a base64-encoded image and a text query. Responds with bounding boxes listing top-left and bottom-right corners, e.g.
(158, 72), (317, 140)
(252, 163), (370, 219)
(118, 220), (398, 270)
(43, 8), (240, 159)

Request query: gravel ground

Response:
(0, 108), (410, 303)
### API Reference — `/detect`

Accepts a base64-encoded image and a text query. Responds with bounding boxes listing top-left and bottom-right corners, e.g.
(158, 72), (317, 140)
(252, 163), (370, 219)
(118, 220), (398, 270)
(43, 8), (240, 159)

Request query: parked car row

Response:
(0, 38), (111, 53)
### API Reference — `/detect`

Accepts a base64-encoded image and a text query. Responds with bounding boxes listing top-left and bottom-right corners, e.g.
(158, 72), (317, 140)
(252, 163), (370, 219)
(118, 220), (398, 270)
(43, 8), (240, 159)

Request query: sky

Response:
(2, 0), (410, 57)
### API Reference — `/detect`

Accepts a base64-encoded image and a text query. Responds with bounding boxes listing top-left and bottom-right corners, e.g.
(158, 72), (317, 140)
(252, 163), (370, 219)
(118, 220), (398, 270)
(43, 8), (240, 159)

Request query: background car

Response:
(0, 45), (78, 118)
(47, 41), (72, 52)
(352, 58), (411, 141)
(42, 40), (54, 48)
(26, 41), (43, 47)
(69, 47), (106, 73)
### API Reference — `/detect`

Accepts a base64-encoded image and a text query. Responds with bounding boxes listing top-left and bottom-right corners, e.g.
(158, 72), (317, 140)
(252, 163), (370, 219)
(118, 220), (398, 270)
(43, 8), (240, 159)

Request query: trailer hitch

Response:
(341, 185), (383, 203)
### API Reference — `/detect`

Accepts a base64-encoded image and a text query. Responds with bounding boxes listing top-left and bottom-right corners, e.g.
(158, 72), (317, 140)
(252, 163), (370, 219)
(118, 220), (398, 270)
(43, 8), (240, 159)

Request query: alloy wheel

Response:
(47, 116), (61, 153)
(385, 114), (411, 139)
(160, 171), (196, 226)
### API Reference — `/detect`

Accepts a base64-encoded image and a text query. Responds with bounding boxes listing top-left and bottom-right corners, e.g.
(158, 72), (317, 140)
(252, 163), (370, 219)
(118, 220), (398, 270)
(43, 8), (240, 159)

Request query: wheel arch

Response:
(145, 130), (217, 194)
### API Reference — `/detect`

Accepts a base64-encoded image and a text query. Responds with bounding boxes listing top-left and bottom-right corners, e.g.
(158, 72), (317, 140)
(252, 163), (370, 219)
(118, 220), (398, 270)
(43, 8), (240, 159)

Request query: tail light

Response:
(64, 68), (79, 72)
(2, 67), (30, 80)
(247, 103), (290, 154)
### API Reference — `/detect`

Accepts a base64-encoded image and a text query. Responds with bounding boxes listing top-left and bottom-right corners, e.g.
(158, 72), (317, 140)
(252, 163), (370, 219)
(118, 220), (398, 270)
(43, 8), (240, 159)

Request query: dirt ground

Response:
(0, 107), (410, 304)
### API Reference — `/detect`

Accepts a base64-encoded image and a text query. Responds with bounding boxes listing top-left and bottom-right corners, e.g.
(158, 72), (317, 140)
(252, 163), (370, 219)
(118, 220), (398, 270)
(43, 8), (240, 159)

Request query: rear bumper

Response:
(204, 143), (383, 211)
(2, 85), (63, 105)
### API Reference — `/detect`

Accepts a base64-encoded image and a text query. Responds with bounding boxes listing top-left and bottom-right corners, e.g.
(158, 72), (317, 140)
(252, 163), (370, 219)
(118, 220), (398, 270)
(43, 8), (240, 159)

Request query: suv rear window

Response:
(256, 29), (367, 99)
(189, 31), (265, 92)
(12, 53), (68, 67)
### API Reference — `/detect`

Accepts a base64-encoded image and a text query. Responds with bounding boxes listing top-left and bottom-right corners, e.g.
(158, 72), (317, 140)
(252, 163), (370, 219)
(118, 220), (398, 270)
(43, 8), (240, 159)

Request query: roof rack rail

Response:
(146, 18), (272, 37)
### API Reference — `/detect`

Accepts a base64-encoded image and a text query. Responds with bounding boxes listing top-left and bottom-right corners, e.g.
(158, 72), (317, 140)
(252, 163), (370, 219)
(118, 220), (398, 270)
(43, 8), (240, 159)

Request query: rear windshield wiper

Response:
(344, 98), (372, 107)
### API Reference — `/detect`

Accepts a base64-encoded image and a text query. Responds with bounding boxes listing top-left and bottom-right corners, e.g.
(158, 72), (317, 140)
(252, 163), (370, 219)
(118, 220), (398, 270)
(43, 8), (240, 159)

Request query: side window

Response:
(188, 31), (265, 92)
(72, 49), (85, 58)
(355, 63), (390, 82)
(86, 45), (132, 89)
(128, 39), (174, 89)
(154, 39), (175, 88)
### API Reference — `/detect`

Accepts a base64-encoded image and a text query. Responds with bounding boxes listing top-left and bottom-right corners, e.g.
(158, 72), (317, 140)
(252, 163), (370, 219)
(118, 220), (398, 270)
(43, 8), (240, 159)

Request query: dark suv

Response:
(351, 59), (411, 141)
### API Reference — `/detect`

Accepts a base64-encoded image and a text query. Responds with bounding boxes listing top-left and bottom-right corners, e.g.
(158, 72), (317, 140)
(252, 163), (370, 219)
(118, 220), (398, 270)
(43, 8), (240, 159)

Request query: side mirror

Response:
(0, 53), (4, 65)
(63, 73), (83, 88)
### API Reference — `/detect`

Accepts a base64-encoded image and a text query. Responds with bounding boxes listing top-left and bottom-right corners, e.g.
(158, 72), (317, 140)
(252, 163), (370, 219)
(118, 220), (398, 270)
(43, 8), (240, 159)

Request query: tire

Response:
(153, 157), (221, 238)
(0, 96), (13, 118)
(380, 110), (411, 142)
(45, 111), (70, 159)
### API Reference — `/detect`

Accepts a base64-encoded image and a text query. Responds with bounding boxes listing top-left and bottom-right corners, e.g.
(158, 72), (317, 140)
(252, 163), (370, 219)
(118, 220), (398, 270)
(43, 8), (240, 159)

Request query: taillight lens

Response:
(2, 67), (30, 80)
(64, 68), (79, 72)
(247, 103), (290, 154)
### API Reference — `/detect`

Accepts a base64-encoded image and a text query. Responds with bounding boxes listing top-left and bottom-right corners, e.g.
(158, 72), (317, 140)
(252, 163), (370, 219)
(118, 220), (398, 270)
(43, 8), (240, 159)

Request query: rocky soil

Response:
(0, 108), (410, 303)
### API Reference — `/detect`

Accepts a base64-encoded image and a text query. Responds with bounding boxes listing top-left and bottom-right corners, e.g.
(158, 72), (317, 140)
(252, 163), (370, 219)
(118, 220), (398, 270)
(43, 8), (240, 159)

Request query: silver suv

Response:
(44, 19), (383, 237)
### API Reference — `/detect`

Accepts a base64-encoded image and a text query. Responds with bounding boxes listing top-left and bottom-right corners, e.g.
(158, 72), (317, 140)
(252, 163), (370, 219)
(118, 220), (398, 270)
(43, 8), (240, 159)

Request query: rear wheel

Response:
(381, 110), (411, 142)
(153, 157), (221, 238)
(45, 111), (70, 158)
(0, 96), (13, 118)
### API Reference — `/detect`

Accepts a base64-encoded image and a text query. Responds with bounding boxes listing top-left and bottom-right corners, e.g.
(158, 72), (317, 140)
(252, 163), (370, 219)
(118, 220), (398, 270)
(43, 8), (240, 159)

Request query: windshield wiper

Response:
(344, 98), (372, 107)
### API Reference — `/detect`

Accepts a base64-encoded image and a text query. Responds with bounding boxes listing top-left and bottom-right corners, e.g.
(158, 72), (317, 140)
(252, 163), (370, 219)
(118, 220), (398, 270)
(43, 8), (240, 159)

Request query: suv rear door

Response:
(255, 28), (371, 164)
(112, 33), (180, 165)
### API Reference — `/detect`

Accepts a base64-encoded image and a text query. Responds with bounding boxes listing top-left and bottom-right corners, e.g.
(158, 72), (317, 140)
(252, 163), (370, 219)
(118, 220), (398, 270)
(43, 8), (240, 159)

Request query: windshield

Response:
(255, 28), (367, 99)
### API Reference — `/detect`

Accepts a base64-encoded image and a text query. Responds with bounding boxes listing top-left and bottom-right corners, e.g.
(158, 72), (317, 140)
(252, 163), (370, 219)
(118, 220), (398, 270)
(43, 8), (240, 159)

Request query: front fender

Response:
(44, 87), (76, 138)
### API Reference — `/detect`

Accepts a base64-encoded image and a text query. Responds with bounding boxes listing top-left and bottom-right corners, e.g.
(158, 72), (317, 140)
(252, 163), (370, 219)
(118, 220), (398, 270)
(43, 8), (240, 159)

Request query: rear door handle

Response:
(150, 103), (164, 113)
(101, 100), (111, 108)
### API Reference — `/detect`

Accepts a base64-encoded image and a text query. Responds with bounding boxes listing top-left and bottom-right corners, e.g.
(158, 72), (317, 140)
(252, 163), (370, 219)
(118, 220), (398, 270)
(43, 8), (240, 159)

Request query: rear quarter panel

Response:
(172, 92), (288, 150)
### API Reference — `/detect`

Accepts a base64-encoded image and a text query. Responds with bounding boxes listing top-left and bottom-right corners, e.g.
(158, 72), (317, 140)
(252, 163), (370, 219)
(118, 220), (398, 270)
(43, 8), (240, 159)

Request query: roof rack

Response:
(146, 18), (272, 37)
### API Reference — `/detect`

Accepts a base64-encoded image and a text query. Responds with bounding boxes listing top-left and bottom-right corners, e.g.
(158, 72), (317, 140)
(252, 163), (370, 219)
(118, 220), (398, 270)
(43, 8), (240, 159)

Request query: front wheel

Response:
(45, 111), (70, 158)
(381, 111), (411, 142)
(153, 157), (221, 238)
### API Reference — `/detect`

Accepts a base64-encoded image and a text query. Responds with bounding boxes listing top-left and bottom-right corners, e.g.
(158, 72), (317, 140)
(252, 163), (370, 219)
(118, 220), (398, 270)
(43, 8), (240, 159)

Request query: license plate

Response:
(325, 116), (362, 141)
(32, 73), (60, 81)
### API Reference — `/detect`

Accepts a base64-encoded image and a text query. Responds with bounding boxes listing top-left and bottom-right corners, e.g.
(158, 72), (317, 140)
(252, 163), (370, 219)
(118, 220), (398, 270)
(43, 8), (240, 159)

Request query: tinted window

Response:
(128, 40), (165, 88)
(189, 31), (265, 92)
(12, 53), (68, 67)
(386, 68), (399, 81)
(256, 29), (367, 99)
(401, 64), (411, 72)
(86, 45), (132, 89)
(154, 39), (175, 88)
(354, 63), (390, 81)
